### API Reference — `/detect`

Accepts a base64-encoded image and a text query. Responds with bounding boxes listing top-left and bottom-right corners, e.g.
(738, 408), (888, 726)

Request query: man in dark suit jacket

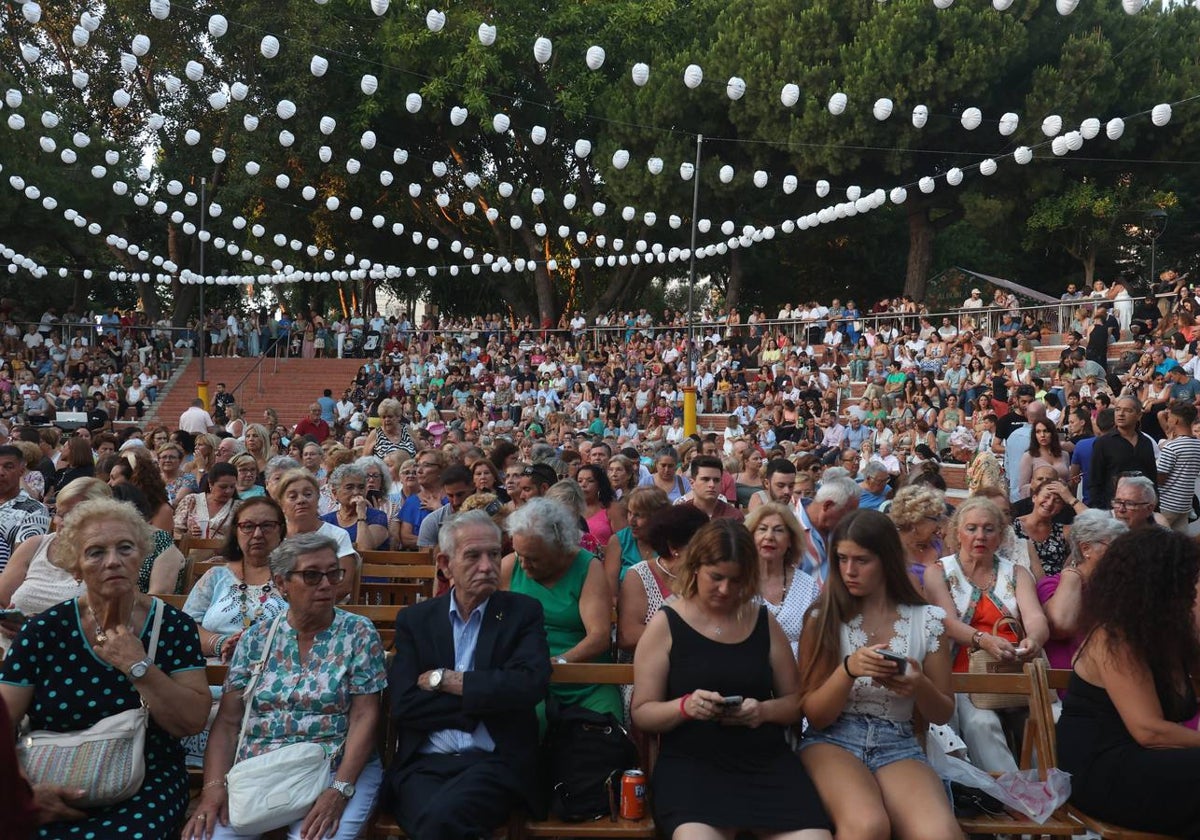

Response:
(386, 509), (550, 840)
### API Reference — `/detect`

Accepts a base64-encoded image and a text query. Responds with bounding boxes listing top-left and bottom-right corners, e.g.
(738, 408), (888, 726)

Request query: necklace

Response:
(85, 601), (135, 645)
(654, 555), (677, 580)
(237, 577), (274, 629)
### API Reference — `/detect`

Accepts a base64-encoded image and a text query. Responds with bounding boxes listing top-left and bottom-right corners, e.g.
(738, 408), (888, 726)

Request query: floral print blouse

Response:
(224, 609), (387, 761)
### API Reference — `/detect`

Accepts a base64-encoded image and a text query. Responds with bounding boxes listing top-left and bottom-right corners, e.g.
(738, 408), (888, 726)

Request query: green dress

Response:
(511, 548), (622, 722)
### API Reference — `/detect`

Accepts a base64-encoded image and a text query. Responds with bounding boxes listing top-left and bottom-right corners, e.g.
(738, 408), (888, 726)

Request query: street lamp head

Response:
(1147, 208), (1168, 239)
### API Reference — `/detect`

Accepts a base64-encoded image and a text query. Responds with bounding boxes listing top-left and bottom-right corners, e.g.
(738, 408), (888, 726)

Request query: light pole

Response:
(1146, 208), (1167, 290)
(197, 177), (208, 408)
(683, 134), (703, 436)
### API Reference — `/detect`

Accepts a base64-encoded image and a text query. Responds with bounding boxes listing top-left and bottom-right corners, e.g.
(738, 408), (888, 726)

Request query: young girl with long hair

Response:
(799, 509), (959, 840)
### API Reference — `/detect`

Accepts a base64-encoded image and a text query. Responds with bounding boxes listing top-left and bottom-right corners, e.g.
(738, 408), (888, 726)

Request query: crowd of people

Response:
(2, 270), (1200, 839)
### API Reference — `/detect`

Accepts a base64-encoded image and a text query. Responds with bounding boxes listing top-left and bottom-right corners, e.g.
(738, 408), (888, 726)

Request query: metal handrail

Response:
(228, 335), (284, 406)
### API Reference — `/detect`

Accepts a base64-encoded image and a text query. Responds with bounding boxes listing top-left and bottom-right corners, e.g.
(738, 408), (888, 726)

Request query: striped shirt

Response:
(1156, 436), (1200, 514)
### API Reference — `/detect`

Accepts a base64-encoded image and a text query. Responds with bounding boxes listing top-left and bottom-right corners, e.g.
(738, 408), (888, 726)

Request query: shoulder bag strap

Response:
(146, 597), (165, 660)
(234, 612), (287, 758)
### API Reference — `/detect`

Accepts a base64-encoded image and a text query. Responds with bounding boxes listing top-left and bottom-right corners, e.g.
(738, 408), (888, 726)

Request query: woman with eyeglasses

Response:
(157, 442), (197, 506)
(179, 498), (289, 766)
(321, 464), (389, 553)
(230, 453), (266, 500)
(183, 533), (386, 840)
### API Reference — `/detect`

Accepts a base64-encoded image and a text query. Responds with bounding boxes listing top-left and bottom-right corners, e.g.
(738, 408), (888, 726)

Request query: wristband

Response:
(679, 692), (694, 719)
(842, 655), (858, 679)
(202, 779), (226, 790)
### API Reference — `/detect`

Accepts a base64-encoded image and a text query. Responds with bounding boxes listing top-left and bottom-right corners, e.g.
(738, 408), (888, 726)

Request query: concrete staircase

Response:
(149, 356), (365, 430)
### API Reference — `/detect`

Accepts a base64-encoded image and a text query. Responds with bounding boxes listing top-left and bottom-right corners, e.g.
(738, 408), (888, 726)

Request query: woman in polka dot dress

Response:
(0, 498), (209, 839)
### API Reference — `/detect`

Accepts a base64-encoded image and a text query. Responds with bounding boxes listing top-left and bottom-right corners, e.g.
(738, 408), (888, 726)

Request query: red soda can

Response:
(620, 769), (646, 820)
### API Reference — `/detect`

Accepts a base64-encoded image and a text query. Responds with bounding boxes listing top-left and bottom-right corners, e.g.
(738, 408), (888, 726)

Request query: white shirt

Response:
(179, 406), (215, 435)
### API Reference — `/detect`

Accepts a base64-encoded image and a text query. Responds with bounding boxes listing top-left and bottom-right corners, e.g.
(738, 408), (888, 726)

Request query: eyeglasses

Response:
(287, 567), (347, 586)
(1111, 499), (1151, 510)
(237, 521), (282, 534)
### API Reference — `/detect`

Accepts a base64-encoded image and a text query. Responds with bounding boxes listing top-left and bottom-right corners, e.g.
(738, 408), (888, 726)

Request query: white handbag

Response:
(18, 599), (165, 807)
(225, 614), (337, 835)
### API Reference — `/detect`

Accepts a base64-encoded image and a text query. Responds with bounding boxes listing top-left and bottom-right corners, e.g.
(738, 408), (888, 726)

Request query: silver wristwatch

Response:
(129, 657), (153, 681)
(429, 668), (445, 691)
(330, 780), (355, 800)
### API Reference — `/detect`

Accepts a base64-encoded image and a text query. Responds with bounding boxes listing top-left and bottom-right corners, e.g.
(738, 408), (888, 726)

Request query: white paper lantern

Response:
(533, 37), (552, 64)
(1051, 135), (1068, 155)
(431, 161), (446, 177)
(147, 113), (164, 131)
(816, 179), (830, 198)
(1080, 117), (1101, 140)
(933, 0), (954, 8)
(405, 93), (422, 113)
(408, 183), (422, 198)
(509, 215), (523, 230)
(6, 114), (24, 131)
(150, 0), (171, 20)
(498, 182), (513, 197)
(947, 167), (964, 186)
(319, 116), (336, 135)
(120, 53), (138, 74)
(586, 46), (605, 70)
(530, 125), (547, 144)
(81, 11), (100, 32)
(394, 149), (408, 164)
(592, 202), (606, 216)
(72, 26), (90, 48)
(22, 44), (41, 64)
(918, 176), (935, 194)
(890, 187), (907, 204)
(112, 89), (131, 109)
(230, 82), (248, 101)
(726, 77), (746, 100)
(684, 64), (703, 89)
(463, 172), (480, 188)
(132, 34), (151, 57)
(276, 99), (296, 120)
(574, 139), (592, 158)
(780, 83), (800, 107)
(184, 128), (200, 145)
(1041, 114), (1063, 137)
(105, 150), (120, 166)
(380, 171), (393, 186)
(185, 61), (204, 81)
(1014, 146), (1033, 165)
(72, 70), (89, 90)
(718, 165), (734, 183)
(961, 107), (982, 130)
(621, 206), (636, 222)
(530, 188), (545, 205)
(1057, 0), (1080, 12)
(782, 175), (798, 195)
(450, 106), (468, 126)
(211, 147), (226, 163)
(753, 170), (768, 188)
(843, 185), (860, 202)
(275, 174), (290, 189)
(1106, 117), (1125, 140)
(326, 197), (340, 211)
(1065, 130), (1083, 151)
(680, 163), (694, 180)
(644, 212), (657, 226)
(492, 113), (510, 133)
(647, 157), (663, 175)
(993, 0), (1014, 9)
(209, 14), (228, 37)
(243, 114), (259, 131)
(426, 8), (447, 30)
(611, 149), (630, 169)
(669, 215), (682, 229)
(912, 105), (928, 128)
(828, 92), (847, 115)
(873, 98), (894, 121)
(563, 194), (576, 210)
(278, 130), (294, 147)
(486, 208), (499, 222)
(261, 36), (280, 59)
(361, 75), (378, 95)
(1152, 103), (1172, 127)
(478, 23), (496, 45)
(632, 63), (650, 86)
(1122, 0), (1143, 13)
(61, 149), (77, 164)
(997, 112), (1019, 136)
(73, 132), (90, 147)
(166, 180), (182, 195)
(346, 158), (361, 174)
(462, 202), (475, 215)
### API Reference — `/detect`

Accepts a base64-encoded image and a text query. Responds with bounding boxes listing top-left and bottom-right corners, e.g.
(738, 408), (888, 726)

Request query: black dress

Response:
(0, 599), (205, 840)
(652, 606), (830, 836)
(1057, 671), (1200, 836)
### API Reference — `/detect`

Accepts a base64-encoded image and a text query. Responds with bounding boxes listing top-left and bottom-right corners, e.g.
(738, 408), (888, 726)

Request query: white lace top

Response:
(840, 603), (946, 722)
(755, 567), (820, 659)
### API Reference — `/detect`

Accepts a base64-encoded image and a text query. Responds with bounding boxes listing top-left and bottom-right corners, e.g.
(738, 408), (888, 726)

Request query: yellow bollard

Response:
(683, 385), (697, 437)
(197, 381), (209, 411)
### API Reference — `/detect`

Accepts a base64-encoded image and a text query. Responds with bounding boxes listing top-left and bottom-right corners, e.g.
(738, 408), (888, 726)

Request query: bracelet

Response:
(679, 692), (694, 720)
(202, 780), (226, 790)
(971, 630), (985, 651)
(212, 635), (226, 658)
(842, 655), (858, 679)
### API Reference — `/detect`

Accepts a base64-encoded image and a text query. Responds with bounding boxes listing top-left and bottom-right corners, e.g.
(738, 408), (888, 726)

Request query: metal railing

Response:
(226, 334), (287, 407)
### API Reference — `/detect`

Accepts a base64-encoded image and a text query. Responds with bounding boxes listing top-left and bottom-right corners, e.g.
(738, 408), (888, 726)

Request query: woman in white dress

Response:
(1108, 278), (1133, 335)
(747, 502), (821, 660)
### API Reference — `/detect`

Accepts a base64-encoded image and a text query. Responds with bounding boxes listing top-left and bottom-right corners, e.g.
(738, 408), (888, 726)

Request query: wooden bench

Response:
(948, 665), (1081, 838)
(355, 549), (438, 607)
(1039, 667), (1180, 840)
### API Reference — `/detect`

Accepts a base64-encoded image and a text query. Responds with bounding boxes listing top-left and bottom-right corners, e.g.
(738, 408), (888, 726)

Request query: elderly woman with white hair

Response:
(500, 497), (621, 723)
(1038, 509), (1128, 674)
(183, 533), (386, 840)
(320, 464), (390, 552)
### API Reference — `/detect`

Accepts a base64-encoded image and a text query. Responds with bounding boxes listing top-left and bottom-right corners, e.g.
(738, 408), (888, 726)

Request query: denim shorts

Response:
(800, 713), (927, 772)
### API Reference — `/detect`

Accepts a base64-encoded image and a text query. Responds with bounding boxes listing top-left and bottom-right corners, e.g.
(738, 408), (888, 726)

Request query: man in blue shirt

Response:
(857, 461), (891, 511)
(317, 388), (337, 423)
(387, 511), (551, 839)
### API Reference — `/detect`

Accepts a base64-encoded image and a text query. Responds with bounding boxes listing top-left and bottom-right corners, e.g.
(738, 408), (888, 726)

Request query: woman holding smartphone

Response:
(799, 510), (960, 840)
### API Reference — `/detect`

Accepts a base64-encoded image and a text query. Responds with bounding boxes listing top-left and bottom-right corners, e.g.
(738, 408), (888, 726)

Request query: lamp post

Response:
(683, 134), (703, 437)
(1146, 208), (1167, 290)
(197, 177), (208, 408)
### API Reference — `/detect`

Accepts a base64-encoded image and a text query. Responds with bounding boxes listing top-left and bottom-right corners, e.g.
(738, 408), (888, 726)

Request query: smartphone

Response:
(0, 608), (27, 626)
(718, 695), (744, 707)
(877, 649), (908, 674)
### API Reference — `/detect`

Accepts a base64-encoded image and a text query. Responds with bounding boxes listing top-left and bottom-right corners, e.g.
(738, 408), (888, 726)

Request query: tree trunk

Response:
(139, 283), (162, 321)
(533, 264), (556, 326)
(1082, 251), (1096, 288)
(904, 207), (935, 301)
(726, 249), (744, 310)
